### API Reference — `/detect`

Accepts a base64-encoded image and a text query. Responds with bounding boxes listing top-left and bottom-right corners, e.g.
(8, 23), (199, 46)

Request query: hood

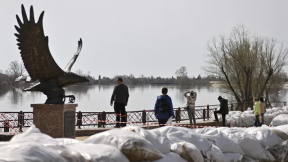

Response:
(157, 95), (169, 100)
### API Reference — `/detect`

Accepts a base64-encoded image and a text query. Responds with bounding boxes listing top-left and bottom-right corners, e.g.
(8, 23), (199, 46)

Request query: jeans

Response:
(187, 108), (196, 125)
(261, 113), (264, 125)
(254, 115), (261, 127)
(214, 110), (226, 126)
(114, 103), (127, 127)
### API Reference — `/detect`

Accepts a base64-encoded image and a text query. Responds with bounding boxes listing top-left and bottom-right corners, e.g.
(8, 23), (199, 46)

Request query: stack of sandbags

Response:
(3, 124), (288, 162)
(84, 128), (164, 161)
(225, 106), (288, 127)
(150, 126), (225, 162)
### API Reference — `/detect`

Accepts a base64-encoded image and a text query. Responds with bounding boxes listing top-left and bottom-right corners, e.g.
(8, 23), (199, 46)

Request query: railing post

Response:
(4, 120), (9, 132)
(284, 101), (286, 106)
(77, 111), (82, 129)
(142, 110), (146, 124)
(176, 107), (181, 123)
(203, 109), (206, 121)
(18, 111), (24, 132)
(97, 112), (102, 128)
(207, 105), (209, 120)
(231, 103), (233, 111)
(102, 111), (106, 128)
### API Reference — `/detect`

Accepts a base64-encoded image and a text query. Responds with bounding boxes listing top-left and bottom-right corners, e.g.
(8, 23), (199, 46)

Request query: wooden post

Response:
(284, 101), (287, 106)
(102, 111), (106, 127)
(4, 120), (9, 132)
(18, 111), (24, 132)
(176, 107), (181, 123)
(77, 111), (82, 129)
(231, 103), (233, 111)
(207, 105), (210, 120)
(97, 113), (102, 128)
(142, 110), (146, 124)
(203, 109), (206, 121)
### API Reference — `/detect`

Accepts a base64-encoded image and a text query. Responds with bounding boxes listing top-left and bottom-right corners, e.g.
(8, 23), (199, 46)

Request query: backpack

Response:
(159, 98), (169, 113)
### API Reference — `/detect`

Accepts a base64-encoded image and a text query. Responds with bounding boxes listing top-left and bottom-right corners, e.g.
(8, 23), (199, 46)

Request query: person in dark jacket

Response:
(154, 87), (175, 127)
(214, 96), (228, 126)
(110, 78), (129, 128)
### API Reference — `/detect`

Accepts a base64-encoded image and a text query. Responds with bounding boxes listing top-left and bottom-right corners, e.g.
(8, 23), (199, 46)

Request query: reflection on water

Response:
(0, 85), (287, 112)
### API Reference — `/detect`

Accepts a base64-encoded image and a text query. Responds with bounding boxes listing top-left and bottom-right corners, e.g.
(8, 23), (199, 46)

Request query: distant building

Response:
(15, 76), (32, 84)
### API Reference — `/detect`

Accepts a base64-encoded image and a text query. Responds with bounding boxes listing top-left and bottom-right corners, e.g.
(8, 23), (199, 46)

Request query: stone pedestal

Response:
(31, 104), (77, 138)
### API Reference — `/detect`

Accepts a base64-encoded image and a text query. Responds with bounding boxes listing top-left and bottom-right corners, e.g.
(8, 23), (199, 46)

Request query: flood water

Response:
(0, 84), (287, 112)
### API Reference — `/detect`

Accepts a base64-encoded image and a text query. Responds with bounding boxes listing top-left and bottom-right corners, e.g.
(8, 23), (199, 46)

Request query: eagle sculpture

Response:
(15, 5), (89, 104)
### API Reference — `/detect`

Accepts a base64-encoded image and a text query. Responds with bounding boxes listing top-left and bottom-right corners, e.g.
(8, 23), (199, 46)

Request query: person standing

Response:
(184, 90), (197, 127)
(110, 78), (129, 128)
(214, 96), (228, 126)
(154, 87), (175, 127)
(253, 97), (261, 127)
(259, 97), (266, 125)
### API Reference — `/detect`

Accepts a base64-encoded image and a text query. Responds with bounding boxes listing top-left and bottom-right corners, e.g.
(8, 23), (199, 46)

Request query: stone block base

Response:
(31, 104), (77, 138)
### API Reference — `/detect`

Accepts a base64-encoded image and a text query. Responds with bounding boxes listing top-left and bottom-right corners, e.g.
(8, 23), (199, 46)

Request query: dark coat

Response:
(154, 95), (175, 119)
(219, 99), (229, 114)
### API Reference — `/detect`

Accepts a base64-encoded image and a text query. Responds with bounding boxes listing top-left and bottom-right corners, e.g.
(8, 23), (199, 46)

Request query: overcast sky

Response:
(1, 0), (288, 78)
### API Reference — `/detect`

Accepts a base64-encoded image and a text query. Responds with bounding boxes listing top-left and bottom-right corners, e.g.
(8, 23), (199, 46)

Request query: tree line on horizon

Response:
(0, 62), (219, 87)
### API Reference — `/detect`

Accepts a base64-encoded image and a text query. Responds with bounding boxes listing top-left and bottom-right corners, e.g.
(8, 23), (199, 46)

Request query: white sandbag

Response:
(154, 152), (187, 162)
(122, 126), (170, 153)
(0, 142), (68, 162)
(157, 126), (212, 152)
(245, 127), (283, 148)
(200, 128), (244, 154)
(271, 129), (288, 141)
(61, 143), (129, 162)
(265, 150), (276, 162)
(194, 127), (217, 135)
(170, 142), (204, 162)
(55, 138), (80, 145)
(166, 117), (172, 125)
(150, 126), (216, 161)
(222, 129), (268, 160)
(10, 125), (57, 144)
(223, 153), (243, 162)
(273, 124), (288, 135)
(270, 114), (288, 126)
(84, 129), (164, 161)
(241, 156), (259, 162)
(241, 114), (255, 127)
(268, 140), (288, 162)
(205, 144), (225, 162)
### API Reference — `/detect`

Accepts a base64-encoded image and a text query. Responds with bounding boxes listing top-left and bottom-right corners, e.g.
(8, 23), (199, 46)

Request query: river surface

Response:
(0, 84), (287, 112)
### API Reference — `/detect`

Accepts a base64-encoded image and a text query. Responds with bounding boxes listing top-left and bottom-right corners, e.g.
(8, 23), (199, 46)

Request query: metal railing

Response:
(0, 101), (286, 132)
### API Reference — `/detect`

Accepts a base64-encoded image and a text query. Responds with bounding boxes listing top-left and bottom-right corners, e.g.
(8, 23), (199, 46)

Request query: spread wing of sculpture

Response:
(14, 5), (89, 104)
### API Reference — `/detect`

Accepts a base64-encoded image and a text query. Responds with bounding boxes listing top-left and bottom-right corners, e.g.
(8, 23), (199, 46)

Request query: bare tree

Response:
(175, 66), (188, 78)
(6, 61), (26, 84)
(75, 69), (84, 76)
(205, 26), (288, 110)
(175, 66), (189, 86)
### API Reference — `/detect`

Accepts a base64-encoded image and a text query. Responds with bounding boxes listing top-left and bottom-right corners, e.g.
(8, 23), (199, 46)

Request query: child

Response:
(254, 97), (261, 127)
